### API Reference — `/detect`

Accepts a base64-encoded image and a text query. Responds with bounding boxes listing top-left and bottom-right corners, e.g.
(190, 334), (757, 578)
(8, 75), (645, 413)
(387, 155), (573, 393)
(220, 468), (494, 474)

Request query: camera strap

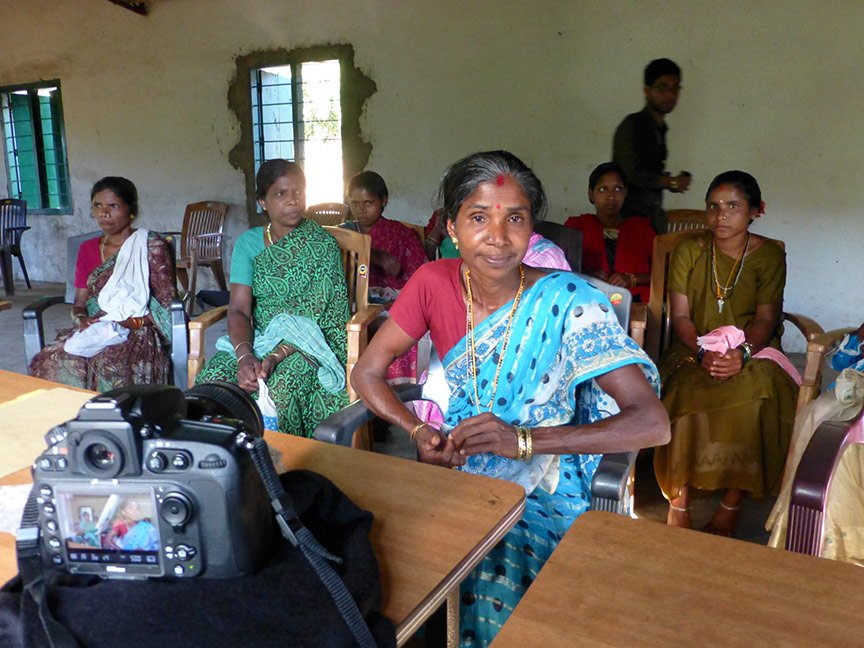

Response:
(244, 435), (378, 648)
(16, 488), (83, 648)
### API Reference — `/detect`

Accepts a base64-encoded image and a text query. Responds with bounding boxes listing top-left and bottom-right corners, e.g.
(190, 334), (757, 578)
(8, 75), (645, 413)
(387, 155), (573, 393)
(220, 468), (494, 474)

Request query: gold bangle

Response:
(236, 352), (254, 364)
(233, 340), (253, 354)
(409, 422), (428, 443)
(515, 426), (526, 460)
(628, 273), (638, 288)
(523, 427), (533, 460)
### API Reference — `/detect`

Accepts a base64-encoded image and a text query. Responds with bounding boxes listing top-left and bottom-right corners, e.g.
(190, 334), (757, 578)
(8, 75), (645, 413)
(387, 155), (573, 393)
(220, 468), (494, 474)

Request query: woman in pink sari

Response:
(346, 171), (426, 381)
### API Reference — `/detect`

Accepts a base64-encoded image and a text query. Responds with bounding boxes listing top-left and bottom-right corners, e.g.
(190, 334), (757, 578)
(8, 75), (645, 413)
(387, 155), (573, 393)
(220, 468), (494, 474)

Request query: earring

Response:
(130, 214), (136, 220)
(452, 237), (459, 250)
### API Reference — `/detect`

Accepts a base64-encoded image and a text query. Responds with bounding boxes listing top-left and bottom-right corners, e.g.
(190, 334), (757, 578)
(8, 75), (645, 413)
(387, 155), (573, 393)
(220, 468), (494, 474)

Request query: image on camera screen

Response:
(55, 488), (161, 566)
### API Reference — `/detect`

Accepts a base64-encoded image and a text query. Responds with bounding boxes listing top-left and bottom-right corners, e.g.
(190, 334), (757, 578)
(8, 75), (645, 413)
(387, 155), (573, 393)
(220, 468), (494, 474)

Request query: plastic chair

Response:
(306, 202), (349, 226)
(0, 198), (30, 295)
(643, 230), (823, 365)
(665, 209), (707, 233)
(186, 226), (382, 416)
(314, 271), (643, 515)
(781, 326), (861, 557)
(166, 201), (229, 316)
(22, 231), (189, 387)
(534, 221), (582, 273)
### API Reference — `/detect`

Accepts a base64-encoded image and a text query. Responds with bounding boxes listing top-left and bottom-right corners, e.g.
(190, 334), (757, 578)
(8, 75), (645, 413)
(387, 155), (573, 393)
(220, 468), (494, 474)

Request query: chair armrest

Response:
(590, 451), (637, 515)
(187, 305), (229, 387)
(629, 303), (647, 349)
(783, 312), (824, 341)
(797, 326), (856, 412)
(22, 295), (67, 368)
(313, 383), (424, 446)
(189, 305), (229, 330)
(786, 411), (864, 555)
(170, 300), (188, 388)
(347, 304), (384, 331)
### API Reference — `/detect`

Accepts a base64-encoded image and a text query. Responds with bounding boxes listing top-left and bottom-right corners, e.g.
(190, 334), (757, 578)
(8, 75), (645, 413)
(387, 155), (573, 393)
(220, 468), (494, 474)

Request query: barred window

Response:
(251, 59), (343, 205)
(0, 81), (71, 213)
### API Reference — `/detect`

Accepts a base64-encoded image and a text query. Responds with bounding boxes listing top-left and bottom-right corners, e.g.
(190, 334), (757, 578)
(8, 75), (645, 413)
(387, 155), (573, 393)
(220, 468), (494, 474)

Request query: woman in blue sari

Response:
(352, 150), (670, 647)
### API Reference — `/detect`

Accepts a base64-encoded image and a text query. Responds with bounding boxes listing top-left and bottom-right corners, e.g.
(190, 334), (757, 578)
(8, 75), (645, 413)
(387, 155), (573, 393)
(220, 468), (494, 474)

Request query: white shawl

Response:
(64, 229), (151, 358)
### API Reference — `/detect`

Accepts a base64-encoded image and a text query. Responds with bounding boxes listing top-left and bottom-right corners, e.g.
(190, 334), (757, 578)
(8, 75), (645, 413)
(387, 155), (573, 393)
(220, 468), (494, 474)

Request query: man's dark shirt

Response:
(613, 107), (668, 232)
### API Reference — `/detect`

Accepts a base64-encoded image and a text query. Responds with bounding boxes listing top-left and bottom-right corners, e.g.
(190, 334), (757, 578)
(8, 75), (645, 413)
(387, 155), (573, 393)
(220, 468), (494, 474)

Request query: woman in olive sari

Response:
(654, 170), (800, 536)
(30, 177), (175, 390)
(196, 160), (349, 436)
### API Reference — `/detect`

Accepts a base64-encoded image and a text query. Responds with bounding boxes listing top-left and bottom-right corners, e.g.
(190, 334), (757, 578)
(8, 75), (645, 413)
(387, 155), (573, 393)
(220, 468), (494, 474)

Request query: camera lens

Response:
(85, 443), (116, 470)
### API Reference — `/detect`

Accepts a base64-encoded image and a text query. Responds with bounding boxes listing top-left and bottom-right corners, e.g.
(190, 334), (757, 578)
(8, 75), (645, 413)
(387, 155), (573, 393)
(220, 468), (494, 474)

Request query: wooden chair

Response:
(643, 230), (823, 369)
(665, 209), (707, 233)
(167, 201), (229, 316)
(306, 202), (349, 226)
(22, 231), (189, 387)
(0, 198), (30, 295)
(186, 227), (382, 437)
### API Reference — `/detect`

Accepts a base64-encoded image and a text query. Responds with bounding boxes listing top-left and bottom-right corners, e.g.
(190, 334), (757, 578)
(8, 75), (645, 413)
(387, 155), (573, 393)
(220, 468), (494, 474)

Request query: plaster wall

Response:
(0, 0), (860, 348)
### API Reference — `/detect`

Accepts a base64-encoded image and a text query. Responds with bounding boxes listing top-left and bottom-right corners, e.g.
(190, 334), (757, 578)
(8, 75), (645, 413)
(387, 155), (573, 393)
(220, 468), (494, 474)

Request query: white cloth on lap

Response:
(64, 229), (151, 358)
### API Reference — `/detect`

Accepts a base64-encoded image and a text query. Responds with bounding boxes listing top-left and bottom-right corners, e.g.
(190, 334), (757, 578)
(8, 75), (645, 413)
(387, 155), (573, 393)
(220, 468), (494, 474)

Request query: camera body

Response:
(31, 383), (274, 580)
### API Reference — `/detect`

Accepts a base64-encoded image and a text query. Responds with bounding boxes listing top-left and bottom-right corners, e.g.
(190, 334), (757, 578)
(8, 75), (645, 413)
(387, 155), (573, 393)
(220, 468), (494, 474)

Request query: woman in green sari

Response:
(654, 170), (799, 536)
(196, 160), (349, 435)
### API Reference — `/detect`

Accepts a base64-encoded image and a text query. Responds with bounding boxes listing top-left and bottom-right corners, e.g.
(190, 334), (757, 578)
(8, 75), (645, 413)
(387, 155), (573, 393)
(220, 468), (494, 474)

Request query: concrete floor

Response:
(1, 277), (806, 545)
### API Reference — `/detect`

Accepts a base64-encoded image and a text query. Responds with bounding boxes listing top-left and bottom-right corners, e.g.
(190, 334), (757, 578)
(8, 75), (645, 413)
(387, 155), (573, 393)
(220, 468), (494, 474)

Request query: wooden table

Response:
(492, 510), (864, 647)
(0, 371), (525, 646)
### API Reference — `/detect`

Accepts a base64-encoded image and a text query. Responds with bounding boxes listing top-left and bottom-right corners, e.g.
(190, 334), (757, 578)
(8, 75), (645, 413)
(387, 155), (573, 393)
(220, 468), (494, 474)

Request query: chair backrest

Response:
(398, 221), (426, 245)
(534, 221), (582, 272)
(307, 202), (349, 226)
(574, 272), (632, 331)
(323, 226), (370, 313)
(0, 198), (27, 246)
(666, 209), (707, 233)
(644, 230), (787, 361)
(180, 201), (228, 261)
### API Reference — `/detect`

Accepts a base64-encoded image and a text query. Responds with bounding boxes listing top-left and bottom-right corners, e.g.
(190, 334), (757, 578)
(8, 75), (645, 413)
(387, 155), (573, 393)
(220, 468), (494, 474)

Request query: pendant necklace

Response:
(710, 233), (750, 314)
(464, 265), (525, 414)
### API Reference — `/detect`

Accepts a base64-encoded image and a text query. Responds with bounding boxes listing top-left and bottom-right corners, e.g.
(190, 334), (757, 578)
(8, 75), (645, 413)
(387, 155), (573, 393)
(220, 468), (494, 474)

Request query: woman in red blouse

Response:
(564, 162), (655, 302)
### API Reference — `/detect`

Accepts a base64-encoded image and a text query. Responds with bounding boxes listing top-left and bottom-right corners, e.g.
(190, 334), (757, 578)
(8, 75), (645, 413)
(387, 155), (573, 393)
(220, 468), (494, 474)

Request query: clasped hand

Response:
(237, 353), (284, 392)
(700, 348), (744, 380)
(415, 413), (520, 468)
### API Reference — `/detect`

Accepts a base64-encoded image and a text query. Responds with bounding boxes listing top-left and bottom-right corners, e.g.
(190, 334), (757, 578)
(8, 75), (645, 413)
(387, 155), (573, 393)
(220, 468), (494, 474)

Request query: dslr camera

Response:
(30, 382), (274, 580)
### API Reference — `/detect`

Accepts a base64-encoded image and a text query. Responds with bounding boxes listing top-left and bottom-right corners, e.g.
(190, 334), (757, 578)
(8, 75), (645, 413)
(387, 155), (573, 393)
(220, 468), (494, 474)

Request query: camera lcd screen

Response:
(55, 487), (161, 567)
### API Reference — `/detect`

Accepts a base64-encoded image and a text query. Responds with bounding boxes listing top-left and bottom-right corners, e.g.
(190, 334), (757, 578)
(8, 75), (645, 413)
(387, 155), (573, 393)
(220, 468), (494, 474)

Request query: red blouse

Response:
(563, 213), (655, 302)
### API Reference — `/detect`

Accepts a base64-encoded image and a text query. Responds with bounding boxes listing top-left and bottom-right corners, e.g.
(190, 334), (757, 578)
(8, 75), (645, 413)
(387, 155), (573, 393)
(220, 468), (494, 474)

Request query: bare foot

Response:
(702, 504), (741, 537)
(667, 505), (691, 529)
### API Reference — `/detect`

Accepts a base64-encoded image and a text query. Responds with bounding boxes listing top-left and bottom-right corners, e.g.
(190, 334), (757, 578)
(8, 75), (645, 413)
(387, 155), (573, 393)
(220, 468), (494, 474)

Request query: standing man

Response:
(613, 58), (691, 233)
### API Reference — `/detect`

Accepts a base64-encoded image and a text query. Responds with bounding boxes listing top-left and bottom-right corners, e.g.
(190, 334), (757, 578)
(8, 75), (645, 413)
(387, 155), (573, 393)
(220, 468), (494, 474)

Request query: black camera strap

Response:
(244, 435), (377, 648)
(16, 488), (82, 648)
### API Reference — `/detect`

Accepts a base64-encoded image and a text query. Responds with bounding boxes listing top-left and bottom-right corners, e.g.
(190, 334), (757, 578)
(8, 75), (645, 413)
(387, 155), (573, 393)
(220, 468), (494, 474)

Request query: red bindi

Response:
(496, 204), (501, 209)
(495, 174), (505, 186)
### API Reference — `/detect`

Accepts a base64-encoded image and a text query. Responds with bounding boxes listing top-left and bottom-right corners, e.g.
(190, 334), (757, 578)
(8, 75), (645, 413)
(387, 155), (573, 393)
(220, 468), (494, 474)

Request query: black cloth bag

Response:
(0, 470), (396, 648)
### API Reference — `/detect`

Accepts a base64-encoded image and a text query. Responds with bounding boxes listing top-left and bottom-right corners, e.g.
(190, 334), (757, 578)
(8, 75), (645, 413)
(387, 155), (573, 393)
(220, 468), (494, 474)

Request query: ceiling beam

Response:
(107, 0), (148, 16)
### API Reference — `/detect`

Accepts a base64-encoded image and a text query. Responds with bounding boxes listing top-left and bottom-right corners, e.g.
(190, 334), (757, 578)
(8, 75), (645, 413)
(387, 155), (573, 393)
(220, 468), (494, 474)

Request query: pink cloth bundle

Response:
(697, 325), (802, 385)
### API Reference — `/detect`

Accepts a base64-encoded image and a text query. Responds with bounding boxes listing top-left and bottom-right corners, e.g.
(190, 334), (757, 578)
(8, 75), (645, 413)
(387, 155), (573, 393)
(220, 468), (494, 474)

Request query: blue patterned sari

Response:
(440, 271), (659, 647)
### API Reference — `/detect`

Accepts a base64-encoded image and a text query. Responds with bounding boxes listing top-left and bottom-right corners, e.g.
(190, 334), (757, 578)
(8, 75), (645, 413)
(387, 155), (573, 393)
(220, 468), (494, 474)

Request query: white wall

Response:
(0, 0), (860, 348)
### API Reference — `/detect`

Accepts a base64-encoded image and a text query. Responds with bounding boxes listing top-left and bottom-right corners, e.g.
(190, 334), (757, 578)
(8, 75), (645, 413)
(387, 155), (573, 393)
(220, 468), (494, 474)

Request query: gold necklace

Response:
(465, 265), (525, 413)
(710, 233), (750, 314)
(265, 223), (273, 245)
(99, 236), (110, 262)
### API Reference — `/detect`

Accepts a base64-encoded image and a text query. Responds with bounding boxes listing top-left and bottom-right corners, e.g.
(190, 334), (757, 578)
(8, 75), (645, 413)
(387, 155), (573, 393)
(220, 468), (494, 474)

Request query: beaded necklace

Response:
(710, 233), (750, 314)
(464, 265), (525, 414)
